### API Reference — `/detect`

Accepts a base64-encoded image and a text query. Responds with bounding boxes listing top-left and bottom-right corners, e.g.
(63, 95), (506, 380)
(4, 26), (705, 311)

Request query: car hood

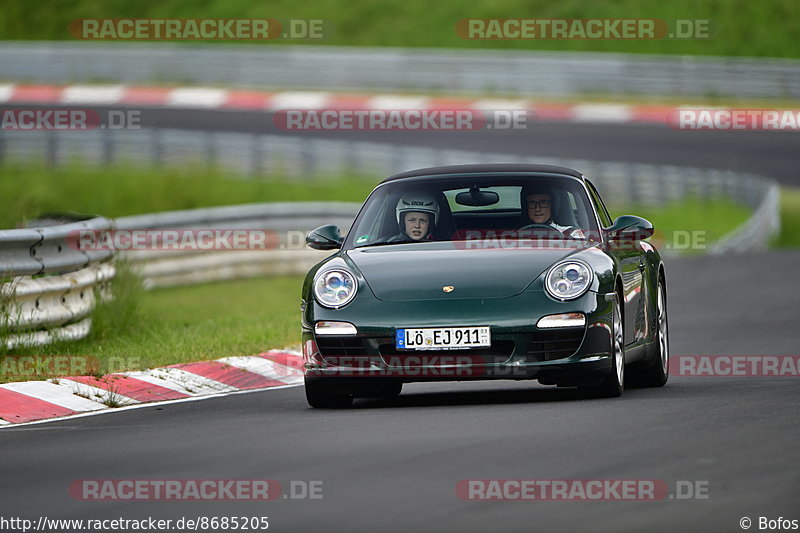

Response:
(346, 241), (594, 301)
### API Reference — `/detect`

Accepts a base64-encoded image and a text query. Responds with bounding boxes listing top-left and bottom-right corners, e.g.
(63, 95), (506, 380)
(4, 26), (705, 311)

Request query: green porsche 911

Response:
(301, 164), (669, 408)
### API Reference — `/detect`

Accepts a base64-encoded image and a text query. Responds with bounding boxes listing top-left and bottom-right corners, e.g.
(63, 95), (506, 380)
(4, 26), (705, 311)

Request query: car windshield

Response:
(345, 175), (600, 249)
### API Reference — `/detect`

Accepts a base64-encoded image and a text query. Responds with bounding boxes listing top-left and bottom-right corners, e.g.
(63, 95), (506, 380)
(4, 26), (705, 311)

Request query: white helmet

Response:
(396, 192), (439, 227)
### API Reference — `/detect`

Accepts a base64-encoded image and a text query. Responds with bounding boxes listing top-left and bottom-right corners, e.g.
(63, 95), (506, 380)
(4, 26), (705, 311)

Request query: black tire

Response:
(380, 382), (403, 398)
(630, 278), (669, 388)
(581, 293), (624, 398)
(305, 378), (353, 408)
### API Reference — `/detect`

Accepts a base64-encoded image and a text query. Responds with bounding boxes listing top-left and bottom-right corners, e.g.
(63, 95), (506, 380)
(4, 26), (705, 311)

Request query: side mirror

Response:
(606, 215), (654, 241)
(306, 225), (344, 250)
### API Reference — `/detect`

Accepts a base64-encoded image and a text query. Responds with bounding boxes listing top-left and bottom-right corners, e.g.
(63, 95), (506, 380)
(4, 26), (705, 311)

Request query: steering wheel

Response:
(520, 223), (558, 231)
(520, 223), (579, 238)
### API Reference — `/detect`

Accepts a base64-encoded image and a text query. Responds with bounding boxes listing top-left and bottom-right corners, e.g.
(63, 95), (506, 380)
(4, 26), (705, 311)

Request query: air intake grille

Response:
(526, 328), (585, 361)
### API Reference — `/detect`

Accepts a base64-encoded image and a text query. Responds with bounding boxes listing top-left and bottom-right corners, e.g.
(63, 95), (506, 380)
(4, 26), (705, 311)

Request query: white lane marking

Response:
(0, 419), (10, 425)
(127, 367), (237, 395)
(269, 91), (331, 110)
(216, 356), (303, 384)
(368, 95), (429, 110)
(571, 103), (633, 123)
(0, 381), (107, 411)
(57, 379), (139, 407)
(0, 84), (15, 102)
(167, 87), (228, 108)
(0, 383), (303, 429)
(61, 85), (125, 104)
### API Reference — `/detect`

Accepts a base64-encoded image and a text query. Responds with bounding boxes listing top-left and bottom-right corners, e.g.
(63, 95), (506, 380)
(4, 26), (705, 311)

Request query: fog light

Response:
(537, 313), (586, 328)
(314, 321), (357, 335)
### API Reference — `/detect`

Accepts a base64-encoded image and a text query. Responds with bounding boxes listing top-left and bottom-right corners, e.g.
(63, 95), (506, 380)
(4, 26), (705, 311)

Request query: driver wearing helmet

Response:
(520, 186), (586, 239)
(386, 192), (440, 243)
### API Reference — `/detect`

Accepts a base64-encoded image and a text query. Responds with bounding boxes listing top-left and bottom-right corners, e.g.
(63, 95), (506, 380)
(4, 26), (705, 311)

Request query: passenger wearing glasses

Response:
(520, 186), (586, 239)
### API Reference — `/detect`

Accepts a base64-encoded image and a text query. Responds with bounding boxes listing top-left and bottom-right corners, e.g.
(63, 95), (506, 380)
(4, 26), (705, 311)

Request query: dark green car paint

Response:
(301, 166), (665, 392)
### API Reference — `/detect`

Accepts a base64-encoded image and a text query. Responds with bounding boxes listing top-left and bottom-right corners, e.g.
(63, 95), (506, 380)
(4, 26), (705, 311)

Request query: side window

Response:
(585, 179), (613, 228)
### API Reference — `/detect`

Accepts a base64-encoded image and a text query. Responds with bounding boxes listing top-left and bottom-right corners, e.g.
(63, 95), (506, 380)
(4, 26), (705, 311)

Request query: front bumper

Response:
(303, 290), (616, 386)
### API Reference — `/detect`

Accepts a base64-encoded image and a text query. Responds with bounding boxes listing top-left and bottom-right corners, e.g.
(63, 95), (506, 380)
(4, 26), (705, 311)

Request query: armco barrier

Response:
(1, 216), (115, 349)
(1, 43), (799, 99)
(115, 202), (360, 288)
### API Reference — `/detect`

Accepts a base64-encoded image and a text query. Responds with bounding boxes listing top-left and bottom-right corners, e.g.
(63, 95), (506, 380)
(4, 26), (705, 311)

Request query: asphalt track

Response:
(137, 106), (800, 186)
(4, 103), (800, 184)
(0, 108), (798, 533)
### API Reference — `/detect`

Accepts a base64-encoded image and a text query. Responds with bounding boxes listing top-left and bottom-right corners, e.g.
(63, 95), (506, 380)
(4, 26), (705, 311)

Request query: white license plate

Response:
(396, 327), (490, 350)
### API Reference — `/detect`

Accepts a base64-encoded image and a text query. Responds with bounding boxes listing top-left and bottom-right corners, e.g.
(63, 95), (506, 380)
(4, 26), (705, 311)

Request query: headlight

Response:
(313, 268), (357, 308)
(545, 260), (593, 300)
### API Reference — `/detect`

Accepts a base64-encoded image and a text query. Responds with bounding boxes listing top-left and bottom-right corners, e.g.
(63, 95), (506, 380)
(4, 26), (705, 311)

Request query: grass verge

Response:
(0, 161), (375, 228)
(2, 0), (800, 58)
(774, 187), (800, 247)
(1, 266), (304, 383)
(613, 197), (752, 254)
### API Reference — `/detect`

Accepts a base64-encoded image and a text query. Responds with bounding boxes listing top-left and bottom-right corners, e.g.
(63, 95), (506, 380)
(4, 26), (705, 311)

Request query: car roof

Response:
(381, 164), (585, 184)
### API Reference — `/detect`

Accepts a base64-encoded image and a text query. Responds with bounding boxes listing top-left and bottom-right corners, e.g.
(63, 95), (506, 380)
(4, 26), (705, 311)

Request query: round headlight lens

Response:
(314, 268), (357, 308)
(546, 261), (593, 300)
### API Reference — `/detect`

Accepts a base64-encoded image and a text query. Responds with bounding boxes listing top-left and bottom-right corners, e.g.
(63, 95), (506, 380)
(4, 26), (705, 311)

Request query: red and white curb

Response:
(0, 83), (673, 125)
(0, 350), (303, 427)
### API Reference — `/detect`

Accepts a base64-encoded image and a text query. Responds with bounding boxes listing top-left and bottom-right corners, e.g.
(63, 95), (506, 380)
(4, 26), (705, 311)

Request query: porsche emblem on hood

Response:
(442, 286), (455, 293)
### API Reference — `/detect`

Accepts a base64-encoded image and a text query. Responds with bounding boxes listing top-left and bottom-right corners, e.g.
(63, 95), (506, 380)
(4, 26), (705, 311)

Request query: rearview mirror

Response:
(455, 187), (499, 207)
(306, 225), (344, 250)
(606, 215), (654, 241)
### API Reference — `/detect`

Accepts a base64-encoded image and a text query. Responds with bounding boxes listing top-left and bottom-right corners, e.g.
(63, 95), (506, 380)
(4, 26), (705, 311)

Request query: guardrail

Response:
(1, 42), (799, 99)
(1, 216), (115, 349)
(115, 202), (359, 288)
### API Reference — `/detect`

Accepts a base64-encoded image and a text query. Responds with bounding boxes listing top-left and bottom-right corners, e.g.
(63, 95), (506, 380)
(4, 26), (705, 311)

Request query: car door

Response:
(584, 179), (647, 346)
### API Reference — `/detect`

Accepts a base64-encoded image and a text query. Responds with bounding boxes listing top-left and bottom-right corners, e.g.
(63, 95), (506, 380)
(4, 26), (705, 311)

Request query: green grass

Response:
(613, 197), (752, 254)
(774, 187), (800, 247)
(1, 266), (304, 383)
(0, 161), (375, 228)
(0, 162), (754, 252)
(1, 0), (799, 58)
